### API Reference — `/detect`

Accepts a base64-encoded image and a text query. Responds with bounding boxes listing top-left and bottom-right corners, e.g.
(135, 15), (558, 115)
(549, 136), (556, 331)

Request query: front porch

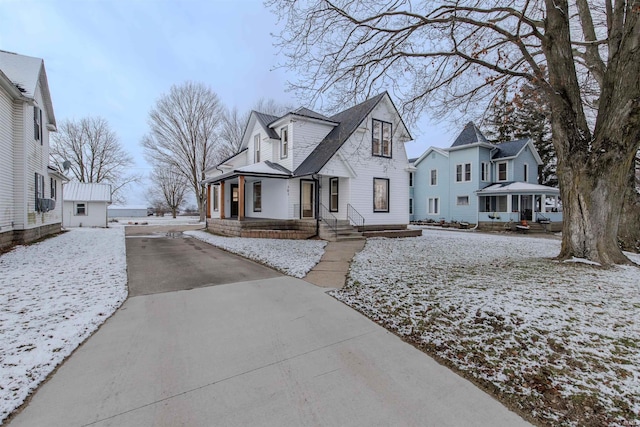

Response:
(207, 217), (317, 239)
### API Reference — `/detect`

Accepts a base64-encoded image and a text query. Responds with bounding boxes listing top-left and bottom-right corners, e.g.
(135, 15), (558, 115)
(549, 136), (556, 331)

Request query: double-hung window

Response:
(213, 186), (219, 211)
(50, 177), (57, 199)
(409, 172), (414, 187)
(34, 173), (45, 211)
(373, 178), (389, 212)
(280, 127), (288, 159)
(456, 163), (472, 182)
(498, 162), (508, 181)
(430, 169), (438, 186)
(523, 163), (529, 182)
(254, 134), (261, 162)
(75, 203), (86, 216)
(253, 181), (262, 212)
(34, 106), (42, 142)
(481, 162), (490, 182)
(372, 119), (392, 157)
(428, 198), (440, 214)
(329, 178), (339, 212)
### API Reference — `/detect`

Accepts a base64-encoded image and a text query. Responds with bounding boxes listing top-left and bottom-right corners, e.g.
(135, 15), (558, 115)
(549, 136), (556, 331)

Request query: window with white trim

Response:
(254, 134), (261, 162)
(457, 196), (470, 206)
(50, 177), (57, 199)
(75, 202), (86, 216)
(481, 162), (490, 181)
(409, 198), (414, 215)
(524, 163), (529, 182)
(213, 186), (219, 211)
(372, 119), (392, 158)
(430, 169), (437, 186)
(428, 198), (440, 214)
(498, 162), (508, 181)
(329, 177), (339, 212)
(280, 127), (289, 159)
(456, 163), (472, 182)
(253, 181), (262, 212)
(34, 106), (42, 142)
(409, 172), (414, 187)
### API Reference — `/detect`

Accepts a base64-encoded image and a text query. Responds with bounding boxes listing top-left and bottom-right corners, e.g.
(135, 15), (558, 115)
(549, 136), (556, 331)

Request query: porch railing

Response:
(347, 204), (365, 230)
(319, 203), (338, 238)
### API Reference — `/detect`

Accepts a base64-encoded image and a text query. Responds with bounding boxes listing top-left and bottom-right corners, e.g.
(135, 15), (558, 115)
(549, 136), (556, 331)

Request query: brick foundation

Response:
(207, 218), (317, 239)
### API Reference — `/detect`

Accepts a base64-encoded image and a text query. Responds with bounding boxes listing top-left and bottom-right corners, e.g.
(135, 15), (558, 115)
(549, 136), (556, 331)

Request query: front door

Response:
(231, 184), (239, 217)
(301, 181), (315, 219)
(521, 195), (533, 221)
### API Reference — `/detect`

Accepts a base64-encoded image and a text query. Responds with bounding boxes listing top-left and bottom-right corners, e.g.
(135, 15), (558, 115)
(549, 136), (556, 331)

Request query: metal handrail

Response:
(319, 203), (338, 238)
(347, 204), (365, 229)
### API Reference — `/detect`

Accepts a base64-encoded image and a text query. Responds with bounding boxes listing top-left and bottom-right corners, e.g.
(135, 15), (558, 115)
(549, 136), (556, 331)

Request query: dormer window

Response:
(372, 119), (392, 158)
(254, 134), (261, 162)
(280, 127), (289, 159)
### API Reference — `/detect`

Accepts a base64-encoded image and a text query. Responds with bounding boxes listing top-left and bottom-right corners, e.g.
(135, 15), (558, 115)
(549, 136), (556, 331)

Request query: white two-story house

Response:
(1, 50), (65, 250)
(411, 122), (561, 230)
(203, 92), (413, 239)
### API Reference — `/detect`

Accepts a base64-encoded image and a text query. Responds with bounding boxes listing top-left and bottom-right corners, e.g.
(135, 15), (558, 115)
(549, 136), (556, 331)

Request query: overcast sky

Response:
(0, 0), (455, 205)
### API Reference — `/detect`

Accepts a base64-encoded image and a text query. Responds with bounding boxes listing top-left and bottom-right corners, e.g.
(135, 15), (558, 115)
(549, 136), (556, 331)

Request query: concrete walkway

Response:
(8, 277), (530, 427)
(303, 240), (365, 288)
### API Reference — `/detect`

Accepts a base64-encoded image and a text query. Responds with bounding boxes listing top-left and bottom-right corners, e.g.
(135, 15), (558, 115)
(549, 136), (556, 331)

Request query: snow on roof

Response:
(476, 181), (559, 195)
(0, 50), (42, 98)
(235, 160), (291, 176)
(64, 182), (112, 202)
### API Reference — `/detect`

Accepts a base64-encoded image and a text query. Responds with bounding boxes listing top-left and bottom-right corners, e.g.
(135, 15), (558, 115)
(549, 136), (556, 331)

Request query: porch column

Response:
(206, 184), (211, 219)
(220, 181), (225, 219)
(238, 175), (245, 221)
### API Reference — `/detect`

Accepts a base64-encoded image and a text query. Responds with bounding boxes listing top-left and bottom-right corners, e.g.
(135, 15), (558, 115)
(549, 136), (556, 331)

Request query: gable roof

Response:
(291, 107), (335, 123)
(413, 146), (449, 166)
(491, 138), (529, 160)
(253, 111), (280, 139)
(0, 50), (56, 128)
(64, 182), (112, 202)
(451, 121), (488, 147)
(294, 92), (403, 177)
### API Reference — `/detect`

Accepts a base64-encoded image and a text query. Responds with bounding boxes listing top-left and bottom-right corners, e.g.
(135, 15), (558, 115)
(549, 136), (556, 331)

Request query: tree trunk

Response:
(172, 208), (177, 219)
(557, 155), (631, 265)
(618, 163), (640, 252)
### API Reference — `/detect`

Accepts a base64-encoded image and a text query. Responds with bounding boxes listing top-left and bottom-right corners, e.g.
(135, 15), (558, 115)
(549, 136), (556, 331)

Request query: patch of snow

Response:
(185, 231), (326, 278)
(108, 216), (203, 226)
(0, 228), (127, 424)
(332, 229), (640, 426)
(564, 256), (602, 266)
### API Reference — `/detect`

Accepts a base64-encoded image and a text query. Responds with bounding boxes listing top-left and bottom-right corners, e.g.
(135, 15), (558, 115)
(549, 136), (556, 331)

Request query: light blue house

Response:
(411, 122), (562, 230)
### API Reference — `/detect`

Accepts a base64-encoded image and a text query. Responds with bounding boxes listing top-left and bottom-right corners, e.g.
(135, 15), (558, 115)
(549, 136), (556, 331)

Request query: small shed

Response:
(63, 182), (112, 228)
(107, 205), (149, 218)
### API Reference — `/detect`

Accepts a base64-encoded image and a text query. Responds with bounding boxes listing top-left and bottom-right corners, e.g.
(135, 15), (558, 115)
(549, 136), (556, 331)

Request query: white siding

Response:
(291, 120), (333, 171)
(334, 100), (410, 226)
(63, 201), (108, 227)
(273, 123), (293, 171)
(0, 86), (14, 231)
(319, 176), (349, 220)
(245, 178), (288, 219)
(12, 100), (25, 228)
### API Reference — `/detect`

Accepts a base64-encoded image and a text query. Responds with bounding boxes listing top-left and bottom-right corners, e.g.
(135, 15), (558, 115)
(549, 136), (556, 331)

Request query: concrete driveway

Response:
(124, 225), (281, 296)
(8, 230), (530, 427)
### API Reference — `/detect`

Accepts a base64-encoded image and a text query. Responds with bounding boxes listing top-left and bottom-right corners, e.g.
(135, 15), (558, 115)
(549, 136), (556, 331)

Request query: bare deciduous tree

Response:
(50, 116), (139, 204)
(147, 164), (189, 218)
(142, 81), (224, 221)
(270, 0), (640, 265)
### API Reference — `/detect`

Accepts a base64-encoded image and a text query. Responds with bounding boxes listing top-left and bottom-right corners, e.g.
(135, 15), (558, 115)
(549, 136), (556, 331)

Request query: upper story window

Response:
(523, 163), (529, 182)
(456, 163), (472, 182)
(280, 127), (289, 159)
(430, 169), (438, 186)
(481, 162), (490, 182)
(372, 119), (392, 158)
(498, 162), (508, 181)
(409, 172), (414, 187)
(254, 134), (261, 162)
(34, 106), (42, 143)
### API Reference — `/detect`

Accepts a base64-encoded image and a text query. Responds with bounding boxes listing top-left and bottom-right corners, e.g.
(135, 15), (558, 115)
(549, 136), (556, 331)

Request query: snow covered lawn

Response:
(185, 230), (326, 278)
(0, 228), (127, 424)
(331, 229), (640, 426)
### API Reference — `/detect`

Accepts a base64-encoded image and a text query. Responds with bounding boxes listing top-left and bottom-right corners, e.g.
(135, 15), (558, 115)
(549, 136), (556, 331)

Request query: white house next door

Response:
(301, 180), (315, 219)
